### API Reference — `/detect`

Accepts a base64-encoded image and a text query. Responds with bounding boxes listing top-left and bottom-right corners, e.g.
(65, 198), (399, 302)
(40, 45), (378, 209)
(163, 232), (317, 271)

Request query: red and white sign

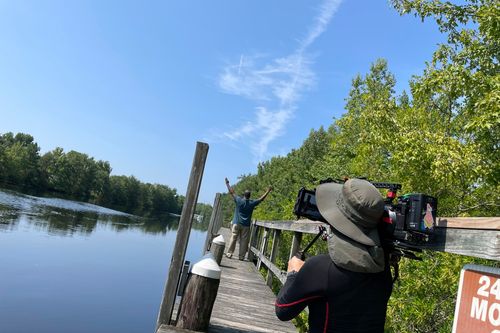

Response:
(453, 264), (500, 333)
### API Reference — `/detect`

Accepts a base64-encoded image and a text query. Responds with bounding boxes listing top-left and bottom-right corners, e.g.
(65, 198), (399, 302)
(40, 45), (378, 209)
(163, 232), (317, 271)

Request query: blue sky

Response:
(0, 0), (445, 204)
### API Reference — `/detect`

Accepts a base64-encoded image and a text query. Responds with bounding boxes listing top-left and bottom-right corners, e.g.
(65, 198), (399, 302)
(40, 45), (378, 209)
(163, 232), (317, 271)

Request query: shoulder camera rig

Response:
(293, 178), (438, 262)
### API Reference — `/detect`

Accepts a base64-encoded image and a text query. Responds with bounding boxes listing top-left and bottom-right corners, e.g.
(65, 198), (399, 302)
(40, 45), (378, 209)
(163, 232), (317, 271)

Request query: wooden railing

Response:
(248, 217), (500, 287)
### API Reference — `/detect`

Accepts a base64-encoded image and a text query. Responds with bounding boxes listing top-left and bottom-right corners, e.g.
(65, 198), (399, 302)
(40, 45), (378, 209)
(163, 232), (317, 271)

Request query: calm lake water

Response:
(0, 189), (208, 333)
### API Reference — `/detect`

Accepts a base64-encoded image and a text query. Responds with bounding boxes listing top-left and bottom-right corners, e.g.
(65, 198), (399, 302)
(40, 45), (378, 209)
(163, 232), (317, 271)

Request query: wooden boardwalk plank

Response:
(207, 227), (297, 333)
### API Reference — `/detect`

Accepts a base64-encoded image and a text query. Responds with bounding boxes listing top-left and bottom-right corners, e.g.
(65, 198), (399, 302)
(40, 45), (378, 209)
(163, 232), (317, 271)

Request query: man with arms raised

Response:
(225, 177), (272, 260)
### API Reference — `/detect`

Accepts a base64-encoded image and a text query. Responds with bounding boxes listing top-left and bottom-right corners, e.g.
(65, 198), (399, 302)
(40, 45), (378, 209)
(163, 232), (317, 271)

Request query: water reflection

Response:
(0, 189), (208, 236)
(0, 203), (19, 231)
(0, 189), (209, 333)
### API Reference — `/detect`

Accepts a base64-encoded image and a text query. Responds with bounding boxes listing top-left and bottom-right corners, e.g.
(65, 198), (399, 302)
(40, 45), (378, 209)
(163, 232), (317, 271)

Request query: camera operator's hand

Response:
(287, 256), (304, 273)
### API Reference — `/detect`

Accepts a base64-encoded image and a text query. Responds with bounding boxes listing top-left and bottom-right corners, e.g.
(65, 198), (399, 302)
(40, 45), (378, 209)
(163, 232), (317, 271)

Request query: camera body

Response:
(293, 180), (438, 252)
(380, 192), (437, 245)
(293, 187), (326, 223)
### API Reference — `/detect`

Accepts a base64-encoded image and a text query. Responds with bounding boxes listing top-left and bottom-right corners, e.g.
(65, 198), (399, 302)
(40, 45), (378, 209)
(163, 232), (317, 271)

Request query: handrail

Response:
(250, 217), (500, 288)
(254, 220), (327, 233)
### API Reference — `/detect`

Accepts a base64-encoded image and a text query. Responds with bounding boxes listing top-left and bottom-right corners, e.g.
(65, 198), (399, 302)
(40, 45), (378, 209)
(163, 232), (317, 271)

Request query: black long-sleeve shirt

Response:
(275, 255), (392, 333)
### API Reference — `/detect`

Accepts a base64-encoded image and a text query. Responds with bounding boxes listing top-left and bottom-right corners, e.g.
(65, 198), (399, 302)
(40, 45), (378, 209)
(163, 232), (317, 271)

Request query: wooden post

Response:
(214, 194), (224, 231)
(247, 220), (259, 262)
(176, 254), (221, 331)
(257, 228), (269, 270)
(290, 231), (303, 259)
(266, 229), (281, 287)
(156, 142), (209, 329)
(203, 193), (221, 254)
(210, 235), (225, 265)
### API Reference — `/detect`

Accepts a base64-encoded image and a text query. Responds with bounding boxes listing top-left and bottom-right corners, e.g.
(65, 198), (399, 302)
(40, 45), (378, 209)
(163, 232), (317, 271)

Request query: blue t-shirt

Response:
(231, 196), (262, 226)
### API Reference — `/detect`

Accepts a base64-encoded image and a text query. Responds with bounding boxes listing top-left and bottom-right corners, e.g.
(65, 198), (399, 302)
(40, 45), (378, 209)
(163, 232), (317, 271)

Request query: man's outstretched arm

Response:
(258, 186), (273, 201)
(225, 178), (236, 198)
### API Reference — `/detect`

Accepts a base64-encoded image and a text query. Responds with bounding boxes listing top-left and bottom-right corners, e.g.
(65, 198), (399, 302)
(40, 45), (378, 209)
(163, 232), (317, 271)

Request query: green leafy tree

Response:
(40, 147), (72, 195)
(319, 59), (399, 182)
(92, 161), (112, 204)
(40, 148), (108, 201)
(391, 0), (499, 216)
(65, 150), (99, 200)
(0, 132), (42, 189)
(386, 1), (500, 332)
(149, 183), (179, 215)
(108, 175), (142, 213)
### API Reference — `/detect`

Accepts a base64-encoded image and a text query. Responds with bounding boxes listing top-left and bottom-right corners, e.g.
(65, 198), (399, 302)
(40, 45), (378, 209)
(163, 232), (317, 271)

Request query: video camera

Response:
(293, 178), (438, 260)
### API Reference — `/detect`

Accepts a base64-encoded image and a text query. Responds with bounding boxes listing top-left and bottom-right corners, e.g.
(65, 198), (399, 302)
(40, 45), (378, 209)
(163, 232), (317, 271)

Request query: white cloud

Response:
(250, 107), (293, 158)
(299, 0), (342, 52)
(216, 0), (342, 161)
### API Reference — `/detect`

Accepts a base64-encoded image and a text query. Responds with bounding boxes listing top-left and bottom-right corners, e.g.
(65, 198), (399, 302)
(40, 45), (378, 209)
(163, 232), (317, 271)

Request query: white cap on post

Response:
(212, 235), (225, 245)
(191, 253), (221, 280)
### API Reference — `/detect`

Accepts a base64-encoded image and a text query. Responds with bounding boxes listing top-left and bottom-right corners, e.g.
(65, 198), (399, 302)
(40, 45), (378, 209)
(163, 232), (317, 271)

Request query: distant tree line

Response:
(0, 132), (184, 217)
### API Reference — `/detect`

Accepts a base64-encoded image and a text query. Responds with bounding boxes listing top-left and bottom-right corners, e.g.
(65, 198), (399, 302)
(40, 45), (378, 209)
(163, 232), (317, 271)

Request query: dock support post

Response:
(210, 235), (225, 265)
(156, 142), (209, 330)
(176, 254), (221, 332)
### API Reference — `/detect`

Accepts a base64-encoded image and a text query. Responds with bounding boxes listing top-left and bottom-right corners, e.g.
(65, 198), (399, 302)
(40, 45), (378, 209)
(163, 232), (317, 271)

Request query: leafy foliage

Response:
(391, 0), (499, 215)
(0, 133), (41, 189)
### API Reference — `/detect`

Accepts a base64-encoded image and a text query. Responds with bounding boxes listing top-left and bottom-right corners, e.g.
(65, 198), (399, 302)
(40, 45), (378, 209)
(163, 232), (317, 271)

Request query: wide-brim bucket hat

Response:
(316, 178), (385, 246)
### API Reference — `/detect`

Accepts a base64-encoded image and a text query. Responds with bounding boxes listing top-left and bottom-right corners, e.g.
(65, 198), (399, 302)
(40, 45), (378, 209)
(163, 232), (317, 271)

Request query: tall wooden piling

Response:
(156, 142), (209, 330)
(203, 193), (222, 254)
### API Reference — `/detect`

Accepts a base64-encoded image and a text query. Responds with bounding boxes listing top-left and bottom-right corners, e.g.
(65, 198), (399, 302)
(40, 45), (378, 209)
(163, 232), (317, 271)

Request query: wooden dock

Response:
(158, 227), (297, 333)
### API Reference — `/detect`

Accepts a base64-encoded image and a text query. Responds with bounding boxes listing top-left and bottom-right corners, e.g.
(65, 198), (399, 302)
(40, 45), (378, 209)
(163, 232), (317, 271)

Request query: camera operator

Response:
(275, 178), (393, 333)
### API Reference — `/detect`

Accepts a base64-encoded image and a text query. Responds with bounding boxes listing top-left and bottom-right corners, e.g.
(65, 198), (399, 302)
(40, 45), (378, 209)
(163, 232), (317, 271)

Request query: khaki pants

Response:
(227, 224), (250, 260)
